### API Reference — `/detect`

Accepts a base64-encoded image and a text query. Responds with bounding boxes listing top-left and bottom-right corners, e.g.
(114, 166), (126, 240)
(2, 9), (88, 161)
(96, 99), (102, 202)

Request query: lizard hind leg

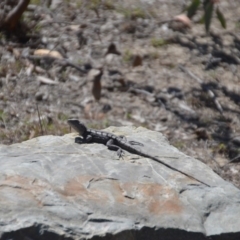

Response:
(106, 139), (125, 159)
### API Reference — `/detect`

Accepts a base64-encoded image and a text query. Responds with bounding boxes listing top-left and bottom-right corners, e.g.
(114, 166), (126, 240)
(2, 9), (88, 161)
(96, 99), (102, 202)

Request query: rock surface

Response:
(0, 126), (240, 240)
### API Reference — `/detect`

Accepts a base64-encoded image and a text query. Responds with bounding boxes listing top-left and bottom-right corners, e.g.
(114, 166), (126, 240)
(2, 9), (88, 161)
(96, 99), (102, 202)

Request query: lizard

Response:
(67, 119), (211, 187)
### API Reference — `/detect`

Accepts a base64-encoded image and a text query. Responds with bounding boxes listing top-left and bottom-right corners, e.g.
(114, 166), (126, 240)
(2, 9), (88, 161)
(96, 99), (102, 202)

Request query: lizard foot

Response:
(75, 137), (84, 144)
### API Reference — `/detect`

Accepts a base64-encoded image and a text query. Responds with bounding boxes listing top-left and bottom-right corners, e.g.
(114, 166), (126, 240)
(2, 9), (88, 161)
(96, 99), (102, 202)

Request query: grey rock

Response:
(0, 126), (240, 240)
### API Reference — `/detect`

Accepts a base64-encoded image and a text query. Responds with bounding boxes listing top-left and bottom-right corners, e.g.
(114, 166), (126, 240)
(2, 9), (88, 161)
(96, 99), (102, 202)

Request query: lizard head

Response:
(67, 119), (87, 136)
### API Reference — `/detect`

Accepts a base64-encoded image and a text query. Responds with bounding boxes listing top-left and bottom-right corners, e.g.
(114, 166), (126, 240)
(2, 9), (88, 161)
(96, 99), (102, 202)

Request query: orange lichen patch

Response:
(61, 175), (129, 206)
(0, 175), (49, 206)
(122, 182), (183, 215)
(61, 175), (183, 216)
(2, 175), (49, 190)
(148, 190), (182, 215)
(59, 175), (93, 197)
(2, 175), (31, 186)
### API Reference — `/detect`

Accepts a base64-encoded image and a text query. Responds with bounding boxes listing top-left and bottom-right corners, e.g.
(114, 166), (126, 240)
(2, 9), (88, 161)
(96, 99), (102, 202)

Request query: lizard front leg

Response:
(75, 134), (93, 144)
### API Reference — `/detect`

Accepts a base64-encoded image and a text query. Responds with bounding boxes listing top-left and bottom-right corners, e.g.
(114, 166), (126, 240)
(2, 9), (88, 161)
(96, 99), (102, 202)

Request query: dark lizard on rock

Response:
(67, 119), (210, 187)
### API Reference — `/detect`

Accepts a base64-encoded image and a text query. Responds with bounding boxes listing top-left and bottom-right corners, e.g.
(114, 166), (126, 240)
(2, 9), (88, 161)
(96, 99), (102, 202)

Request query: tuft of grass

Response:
(0, 65), (7, 77)
(117, 7), (147, 19)
(77, 59), (83, 65)
(76, 0), (82, 8)
(236, 22), (240, 29)
(212, 143), (227, 154)
(123, 49), (134, 63)
(149, 51), (159, 59)
(13, 60), (24, 73)
(33, 23), (42, 33)
(0, 109), (5, 120)
(102, 119), (111, 128)
(131, 8), (146, 19)
(58, 113), (69, 121)
(126, 112), (132, 120)
(87, 0), (101, 9)
(208, 70), (218, 79)
(172, 141), (186, 150)
(0, 115), (72, 144)
(30, 0), (41, 5)
(103, 0), (115, 10)
(151, 38), (168, 48)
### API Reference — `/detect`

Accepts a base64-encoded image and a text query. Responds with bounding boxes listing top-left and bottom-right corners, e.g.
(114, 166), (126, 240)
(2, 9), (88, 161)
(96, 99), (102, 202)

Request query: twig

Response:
(36, 103), (44, 135)
(179, 65), (223, 114)
(128, 87), (155, 97)
(23, 55), (88, 74)
(224, 155), (240, 165)
(58, 59), (88, 74)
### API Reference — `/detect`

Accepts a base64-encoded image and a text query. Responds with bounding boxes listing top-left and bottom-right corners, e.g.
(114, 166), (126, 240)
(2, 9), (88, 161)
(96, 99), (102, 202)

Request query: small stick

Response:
(179, 65), (223, 114)
(23, 55), (88, 74)
(36, 103), (44, 135)
(224, 155), (240, 165)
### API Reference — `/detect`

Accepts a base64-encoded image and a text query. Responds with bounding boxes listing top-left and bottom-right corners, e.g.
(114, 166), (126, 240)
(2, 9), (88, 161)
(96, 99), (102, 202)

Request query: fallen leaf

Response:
(89, 68), (103, 101)
(132, 55), (143, 67)
(105, 43), (121, 56)
(173, 14), (192, 28)
(34, 49), (63, 59)
(37, 76), (59, 85)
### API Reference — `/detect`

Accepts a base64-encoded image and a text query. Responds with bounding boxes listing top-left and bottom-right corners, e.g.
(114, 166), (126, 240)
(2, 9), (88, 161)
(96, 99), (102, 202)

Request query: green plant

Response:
(0, 109), (5, 121)
(212, 142), (227, 154)
(186, 0), (226, 32)
(103, 0), (115, 10)
(149, 51), (159, 59)
(235, 21), (240, 29)
(123, 49), (133, 62)
(173, 141), (185, 150)
(33, 23), (42, 33)
(30, 0), (41, 4)
(151, 38), (168, 48)
(126, 112), (132, 120)
(102, 119), (111, 128)
(117, 7), (146, 19)
(131, 8), (146, 19)
(17, 60), (23, 71)
(87, 0), (101, 9)
(76, 0), (82, 8)
(58, 113), (69, 121)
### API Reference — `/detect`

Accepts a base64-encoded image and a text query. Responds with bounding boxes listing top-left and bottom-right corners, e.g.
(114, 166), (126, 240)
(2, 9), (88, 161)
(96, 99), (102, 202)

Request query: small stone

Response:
(35, 91), (48, 101)
(231, 137), (240, 146)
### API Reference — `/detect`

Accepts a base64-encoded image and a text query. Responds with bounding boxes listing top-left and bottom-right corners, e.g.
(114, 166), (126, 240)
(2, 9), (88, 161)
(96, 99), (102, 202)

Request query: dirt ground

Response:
(1, 0), (240, 188)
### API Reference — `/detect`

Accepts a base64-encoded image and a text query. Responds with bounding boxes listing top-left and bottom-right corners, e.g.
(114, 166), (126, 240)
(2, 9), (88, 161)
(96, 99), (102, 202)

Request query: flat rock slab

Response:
(0, 126), (240, 240)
